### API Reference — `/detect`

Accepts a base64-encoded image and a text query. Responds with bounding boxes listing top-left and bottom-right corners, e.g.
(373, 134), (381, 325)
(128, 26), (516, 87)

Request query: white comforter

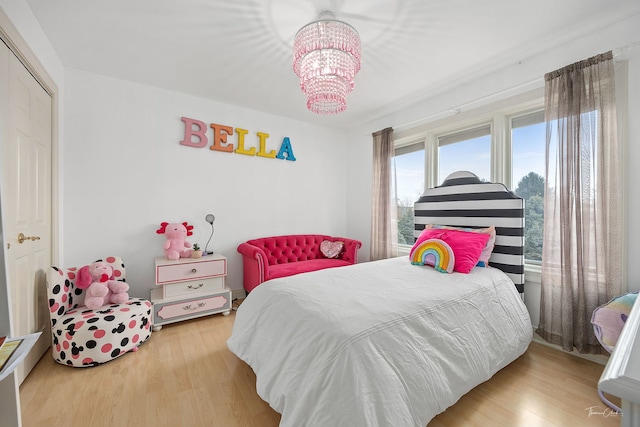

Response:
(227, 257), (532, 427)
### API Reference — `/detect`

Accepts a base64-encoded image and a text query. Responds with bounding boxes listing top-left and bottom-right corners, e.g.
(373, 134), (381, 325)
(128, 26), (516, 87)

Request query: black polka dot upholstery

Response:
(46, 256), (152, 367)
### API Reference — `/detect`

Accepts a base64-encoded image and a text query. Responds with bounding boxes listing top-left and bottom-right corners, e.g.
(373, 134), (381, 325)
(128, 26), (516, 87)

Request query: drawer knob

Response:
(191, 268), (197, 273)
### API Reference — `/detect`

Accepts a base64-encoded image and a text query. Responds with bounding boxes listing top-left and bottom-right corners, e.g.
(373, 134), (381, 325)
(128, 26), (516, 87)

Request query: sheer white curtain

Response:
(370, 127), (397, 261)
(537, 52), (622, 354)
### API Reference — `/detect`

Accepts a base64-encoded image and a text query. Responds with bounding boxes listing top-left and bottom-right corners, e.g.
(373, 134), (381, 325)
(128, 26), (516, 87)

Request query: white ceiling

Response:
(25, 0), (639, 129)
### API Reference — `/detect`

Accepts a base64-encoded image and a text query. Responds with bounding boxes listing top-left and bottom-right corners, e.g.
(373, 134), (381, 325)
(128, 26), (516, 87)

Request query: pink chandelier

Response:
(293, 11), (361, 115)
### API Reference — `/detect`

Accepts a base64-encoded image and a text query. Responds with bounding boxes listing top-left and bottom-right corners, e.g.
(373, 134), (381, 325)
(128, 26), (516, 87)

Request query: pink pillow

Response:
(425, 224), (496, 267)
(412, 228), (490, 274)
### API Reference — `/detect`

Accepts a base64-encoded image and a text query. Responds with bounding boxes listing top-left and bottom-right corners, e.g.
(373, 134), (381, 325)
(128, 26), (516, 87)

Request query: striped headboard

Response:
(414, 171), (525, 293)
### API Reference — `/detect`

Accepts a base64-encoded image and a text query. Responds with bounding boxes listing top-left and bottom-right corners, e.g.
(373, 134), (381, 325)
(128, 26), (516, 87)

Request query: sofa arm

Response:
(333, 237), (362, 264)
(237, 242), (270, 293)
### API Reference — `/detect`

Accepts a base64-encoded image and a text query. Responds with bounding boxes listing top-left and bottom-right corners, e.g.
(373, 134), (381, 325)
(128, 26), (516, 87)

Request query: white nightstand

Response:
(151, 253), (232, 331)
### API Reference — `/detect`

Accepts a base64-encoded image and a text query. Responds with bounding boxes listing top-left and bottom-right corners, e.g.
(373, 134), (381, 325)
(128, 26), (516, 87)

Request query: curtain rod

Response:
(613, 41), (640, 60)
(393, 43), (638, 133)
(393, 77), (543, 132)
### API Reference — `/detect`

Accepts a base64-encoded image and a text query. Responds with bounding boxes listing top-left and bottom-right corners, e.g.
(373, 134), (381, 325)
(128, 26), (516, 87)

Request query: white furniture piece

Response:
(599, 294), (640, 426)
(151, 254), (231, 331)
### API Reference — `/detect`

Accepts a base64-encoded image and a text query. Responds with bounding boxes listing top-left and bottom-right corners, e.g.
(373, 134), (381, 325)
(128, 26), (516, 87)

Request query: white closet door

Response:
(0, 44), (52, 385)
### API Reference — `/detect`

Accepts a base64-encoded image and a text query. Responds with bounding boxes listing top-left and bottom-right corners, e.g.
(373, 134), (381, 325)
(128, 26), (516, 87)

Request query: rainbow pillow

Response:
(409, 238), (455, 273)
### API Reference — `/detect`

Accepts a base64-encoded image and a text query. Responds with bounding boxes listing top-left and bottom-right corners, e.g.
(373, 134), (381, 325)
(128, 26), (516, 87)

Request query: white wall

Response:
(62, 69), (349, 297)
(0, 1), (64, 84)
(347, 13), (640, 326)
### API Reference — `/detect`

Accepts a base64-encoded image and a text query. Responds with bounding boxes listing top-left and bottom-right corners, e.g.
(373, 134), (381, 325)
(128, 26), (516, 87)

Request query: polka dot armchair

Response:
(46, 256), (152, 367)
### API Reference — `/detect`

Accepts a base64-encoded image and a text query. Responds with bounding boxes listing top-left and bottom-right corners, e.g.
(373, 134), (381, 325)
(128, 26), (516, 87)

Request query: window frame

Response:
(437, 123), (493, 185)
(392, 96), (545, 265)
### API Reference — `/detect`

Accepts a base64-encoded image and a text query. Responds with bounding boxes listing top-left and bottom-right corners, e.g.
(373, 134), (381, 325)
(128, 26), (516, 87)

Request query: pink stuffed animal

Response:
(156, 221), (194, 260)
(76, 261), (130, 309)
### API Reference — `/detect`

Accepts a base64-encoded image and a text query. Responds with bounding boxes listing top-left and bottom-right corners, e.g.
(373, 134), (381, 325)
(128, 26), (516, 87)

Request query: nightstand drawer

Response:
(151, 288), (231, 325)
(152, 254), (230, 330)
(156, 256), (226, 284)
(163, 276), (224, 298)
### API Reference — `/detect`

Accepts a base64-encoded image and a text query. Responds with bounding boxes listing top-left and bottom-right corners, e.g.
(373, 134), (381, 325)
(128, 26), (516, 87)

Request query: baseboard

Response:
(231, 288), (246, 301)
(531, 329), (610, 365)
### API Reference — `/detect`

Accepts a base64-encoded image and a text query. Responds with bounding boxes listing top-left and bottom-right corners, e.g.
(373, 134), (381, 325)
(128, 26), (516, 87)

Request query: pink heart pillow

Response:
(320, 240), (344, 259)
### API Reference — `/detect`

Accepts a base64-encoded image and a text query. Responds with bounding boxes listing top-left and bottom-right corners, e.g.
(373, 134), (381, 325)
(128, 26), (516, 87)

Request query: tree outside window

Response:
(392, 107), (546, 264)
(514, 172), (544, 261)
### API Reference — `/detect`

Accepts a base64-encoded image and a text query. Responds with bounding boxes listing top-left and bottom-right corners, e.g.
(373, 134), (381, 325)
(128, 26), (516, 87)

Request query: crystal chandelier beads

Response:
(292, 11), (361, 115)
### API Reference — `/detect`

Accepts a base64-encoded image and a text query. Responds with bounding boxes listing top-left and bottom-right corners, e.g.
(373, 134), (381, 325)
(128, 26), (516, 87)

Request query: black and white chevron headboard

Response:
(414, 171), (525, 293)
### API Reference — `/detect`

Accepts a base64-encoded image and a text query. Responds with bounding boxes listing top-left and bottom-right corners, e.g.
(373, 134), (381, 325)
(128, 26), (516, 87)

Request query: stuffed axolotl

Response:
(156, 221), (194, 260)
(76, 261), (130, 309)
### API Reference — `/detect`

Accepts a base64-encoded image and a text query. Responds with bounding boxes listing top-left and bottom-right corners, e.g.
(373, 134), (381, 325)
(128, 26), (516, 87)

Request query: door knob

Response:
(17, 233), (41, 244)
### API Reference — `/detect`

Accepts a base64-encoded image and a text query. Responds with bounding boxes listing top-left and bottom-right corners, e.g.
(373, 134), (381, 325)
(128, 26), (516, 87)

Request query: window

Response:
(393, 143), (424, 247)
(438, 125), (491, 183)
(511, 111), (545, 262)
(392, 101), (546, 265)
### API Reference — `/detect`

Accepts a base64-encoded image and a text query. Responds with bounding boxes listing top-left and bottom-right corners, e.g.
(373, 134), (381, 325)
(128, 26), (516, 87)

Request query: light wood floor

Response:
(20, 309), (621, 427)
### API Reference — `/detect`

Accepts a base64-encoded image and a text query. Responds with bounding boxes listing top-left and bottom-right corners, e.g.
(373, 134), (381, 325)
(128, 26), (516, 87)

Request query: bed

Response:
(227, 171), (532, 426)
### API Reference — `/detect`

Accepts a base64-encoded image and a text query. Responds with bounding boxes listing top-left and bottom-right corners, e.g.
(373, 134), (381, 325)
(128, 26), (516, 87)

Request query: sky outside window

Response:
(512, 122), (545, 188)
(394, 127), (545, 206)
(393, 150), (425, 206)
(439, 135), (491, 184)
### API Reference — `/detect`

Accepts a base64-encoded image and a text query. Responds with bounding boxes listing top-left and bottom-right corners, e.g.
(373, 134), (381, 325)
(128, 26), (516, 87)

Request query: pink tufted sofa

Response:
(237, 234), (362, 293)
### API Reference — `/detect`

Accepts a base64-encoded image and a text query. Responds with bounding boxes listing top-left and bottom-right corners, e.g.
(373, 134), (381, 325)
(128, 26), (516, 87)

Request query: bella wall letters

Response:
(179, 116), (296, 161)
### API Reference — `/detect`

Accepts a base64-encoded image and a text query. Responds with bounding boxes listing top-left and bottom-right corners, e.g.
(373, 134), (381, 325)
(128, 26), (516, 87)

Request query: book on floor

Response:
(0, 332), (41, 381)
(0, 338), (23, 371)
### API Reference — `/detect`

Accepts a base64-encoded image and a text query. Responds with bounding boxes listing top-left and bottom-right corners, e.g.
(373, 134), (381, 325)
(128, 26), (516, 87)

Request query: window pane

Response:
(393, 147), (425, 246)
(438, 133), (491, 184)
(512, 114), (545, 262)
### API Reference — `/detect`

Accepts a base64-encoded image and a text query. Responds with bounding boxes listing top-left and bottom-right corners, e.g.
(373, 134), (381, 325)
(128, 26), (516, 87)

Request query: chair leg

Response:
(598, 388), (621, 413)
